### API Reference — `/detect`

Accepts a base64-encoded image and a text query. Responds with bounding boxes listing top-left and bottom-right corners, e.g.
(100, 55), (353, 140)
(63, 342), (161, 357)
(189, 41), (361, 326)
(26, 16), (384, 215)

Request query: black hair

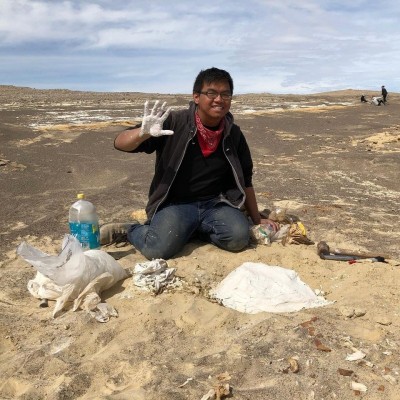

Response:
(193, 67), (234, 94)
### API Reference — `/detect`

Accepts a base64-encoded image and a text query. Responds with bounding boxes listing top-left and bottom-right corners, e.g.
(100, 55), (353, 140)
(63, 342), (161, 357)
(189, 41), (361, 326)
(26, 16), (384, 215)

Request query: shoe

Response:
(100, 221), (138, 246)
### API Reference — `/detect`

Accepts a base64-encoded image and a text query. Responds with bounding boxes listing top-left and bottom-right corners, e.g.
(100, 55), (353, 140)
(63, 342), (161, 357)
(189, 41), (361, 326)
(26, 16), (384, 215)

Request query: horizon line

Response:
(0, 84), (395, 97)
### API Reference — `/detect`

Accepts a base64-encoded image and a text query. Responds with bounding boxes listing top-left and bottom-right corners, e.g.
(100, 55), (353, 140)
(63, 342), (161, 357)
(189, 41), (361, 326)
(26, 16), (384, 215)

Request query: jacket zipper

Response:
(222, 133), (246, 209)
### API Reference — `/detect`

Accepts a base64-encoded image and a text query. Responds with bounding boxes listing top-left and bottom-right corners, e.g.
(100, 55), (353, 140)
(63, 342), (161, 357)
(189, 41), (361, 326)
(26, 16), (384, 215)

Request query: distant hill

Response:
(0, 85), (398, 97)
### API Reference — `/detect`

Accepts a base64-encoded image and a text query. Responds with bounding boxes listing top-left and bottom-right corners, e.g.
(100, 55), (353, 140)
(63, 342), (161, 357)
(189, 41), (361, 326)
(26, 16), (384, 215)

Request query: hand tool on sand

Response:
(317, 241), (386, 263)
(332, 247), (390, 260)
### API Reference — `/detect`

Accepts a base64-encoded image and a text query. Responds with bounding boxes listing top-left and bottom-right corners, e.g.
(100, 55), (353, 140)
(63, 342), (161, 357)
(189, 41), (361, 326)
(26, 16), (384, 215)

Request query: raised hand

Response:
(139, 100), (174, 137)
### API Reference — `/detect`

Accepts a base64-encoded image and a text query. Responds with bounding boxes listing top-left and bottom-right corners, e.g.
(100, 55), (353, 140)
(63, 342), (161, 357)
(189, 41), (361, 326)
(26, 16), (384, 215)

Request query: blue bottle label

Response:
(69, 222), (100, 249)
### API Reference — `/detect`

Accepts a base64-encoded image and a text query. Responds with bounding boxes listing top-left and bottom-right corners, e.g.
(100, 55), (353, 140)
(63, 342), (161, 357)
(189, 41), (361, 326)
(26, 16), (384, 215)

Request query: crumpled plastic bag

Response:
(250, 223), (290, 245)
(131, 258), (180, 294)
(210, 262), (332, 314)
(250, 221), (314, 246)
(17, 234), (128, 318)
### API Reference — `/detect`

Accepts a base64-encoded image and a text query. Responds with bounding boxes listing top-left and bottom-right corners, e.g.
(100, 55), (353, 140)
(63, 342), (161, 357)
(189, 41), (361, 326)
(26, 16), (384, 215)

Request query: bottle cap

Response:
(77, 193), (85, 199)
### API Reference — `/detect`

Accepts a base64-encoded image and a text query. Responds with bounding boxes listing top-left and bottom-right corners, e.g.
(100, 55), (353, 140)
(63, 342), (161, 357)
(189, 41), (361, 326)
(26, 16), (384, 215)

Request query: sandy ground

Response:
(0, 86), (399, 399)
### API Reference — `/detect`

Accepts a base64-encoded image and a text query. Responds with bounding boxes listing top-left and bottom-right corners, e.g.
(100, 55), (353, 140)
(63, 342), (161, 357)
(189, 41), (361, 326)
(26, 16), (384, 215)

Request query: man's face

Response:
(193, 80), (232, 127)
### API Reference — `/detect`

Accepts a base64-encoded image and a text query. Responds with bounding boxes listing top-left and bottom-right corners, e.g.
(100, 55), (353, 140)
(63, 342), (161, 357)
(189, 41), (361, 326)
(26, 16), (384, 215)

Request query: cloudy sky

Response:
(1, 0), (399, 94)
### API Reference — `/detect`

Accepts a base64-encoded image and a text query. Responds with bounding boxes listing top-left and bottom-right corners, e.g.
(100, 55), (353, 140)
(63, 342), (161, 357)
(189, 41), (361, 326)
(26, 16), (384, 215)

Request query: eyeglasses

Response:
(199, 91), (232, 100)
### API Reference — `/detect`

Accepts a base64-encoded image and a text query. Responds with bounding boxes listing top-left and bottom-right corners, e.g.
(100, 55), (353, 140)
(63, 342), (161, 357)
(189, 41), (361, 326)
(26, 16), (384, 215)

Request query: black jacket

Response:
(129, 102), (254, 220)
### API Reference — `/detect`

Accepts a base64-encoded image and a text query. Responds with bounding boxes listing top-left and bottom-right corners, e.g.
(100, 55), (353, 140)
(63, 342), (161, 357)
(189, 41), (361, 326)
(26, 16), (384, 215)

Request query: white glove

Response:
(139, 100), (174, 137)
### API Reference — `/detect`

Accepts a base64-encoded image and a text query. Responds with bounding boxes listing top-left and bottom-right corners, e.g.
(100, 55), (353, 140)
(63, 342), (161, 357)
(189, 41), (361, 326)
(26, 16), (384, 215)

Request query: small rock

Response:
(191, 286), (200, 295)
(346, 350), (366, 361)
(383, 375), (397, 385)
(339, 306), (355, 318)
(375, 316), (392, 326)
(338, 368), (353, 376)
(358, 360), (374, 368)
(288, 357), (300, 373)
(314, 338), (331, 352)
(350, 381), (367, 392)
(354, 309), (366, 317)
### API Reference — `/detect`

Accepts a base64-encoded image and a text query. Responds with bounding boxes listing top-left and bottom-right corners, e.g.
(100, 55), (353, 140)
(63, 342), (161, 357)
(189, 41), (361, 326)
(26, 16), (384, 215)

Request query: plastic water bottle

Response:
(68, 193), (100, 250)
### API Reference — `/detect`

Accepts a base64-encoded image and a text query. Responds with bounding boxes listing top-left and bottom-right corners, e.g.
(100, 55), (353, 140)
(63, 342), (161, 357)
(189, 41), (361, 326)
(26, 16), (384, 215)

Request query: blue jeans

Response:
(127, 198), (250, 260)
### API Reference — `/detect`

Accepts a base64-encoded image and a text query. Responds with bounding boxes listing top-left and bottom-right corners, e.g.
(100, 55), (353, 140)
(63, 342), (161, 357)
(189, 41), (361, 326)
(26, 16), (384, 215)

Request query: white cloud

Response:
(0, 0), (399, 93)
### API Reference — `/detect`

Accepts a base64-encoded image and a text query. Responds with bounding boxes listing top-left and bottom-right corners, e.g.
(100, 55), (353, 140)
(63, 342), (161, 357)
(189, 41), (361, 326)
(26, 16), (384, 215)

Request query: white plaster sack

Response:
(211, 262), (332, 314)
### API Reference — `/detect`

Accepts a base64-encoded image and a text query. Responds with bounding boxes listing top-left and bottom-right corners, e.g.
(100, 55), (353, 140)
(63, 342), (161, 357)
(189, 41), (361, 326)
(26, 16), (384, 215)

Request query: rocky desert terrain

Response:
(0, 86), (399, 399)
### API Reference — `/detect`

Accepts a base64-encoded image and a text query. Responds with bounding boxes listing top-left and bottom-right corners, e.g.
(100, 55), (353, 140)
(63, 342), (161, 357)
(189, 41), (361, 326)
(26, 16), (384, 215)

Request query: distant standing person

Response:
(381, 85), (388, 103)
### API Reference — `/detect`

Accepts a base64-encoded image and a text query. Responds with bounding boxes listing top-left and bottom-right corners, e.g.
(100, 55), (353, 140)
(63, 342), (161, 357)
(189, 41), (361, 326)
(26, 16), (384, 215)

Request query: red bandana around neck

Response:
(195, 112), (225, 157)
